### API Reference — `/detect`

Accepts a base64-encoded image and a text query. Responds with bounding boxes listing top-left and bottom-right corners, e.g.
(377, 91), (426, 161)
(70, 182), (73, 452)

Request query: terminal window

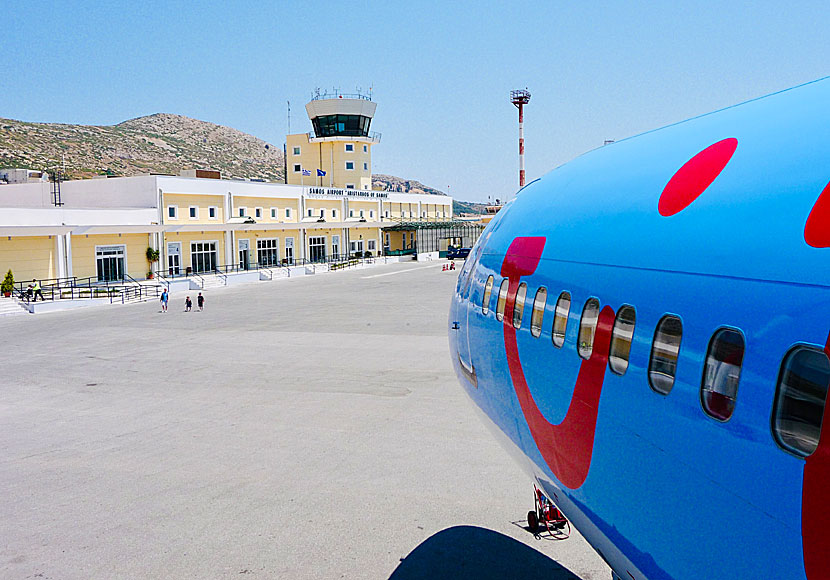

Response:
(345, 143), (354, 152)
(312, 114), (371, 138)
(294, 164), (301, 172)
(363, 163), (368, 170)
(96, 245), (126, 282)
(363, 145), (368, 153)
(167, 205), (177, 219)
(346, 161), (355, 170)
(285, 208), (292, 218)
(189, 206), (198, 219)
(255, 208), (263, 218)
(293, 146), (301, 155)
(257, 238), (280, 267)
(209, 207), (217, 219)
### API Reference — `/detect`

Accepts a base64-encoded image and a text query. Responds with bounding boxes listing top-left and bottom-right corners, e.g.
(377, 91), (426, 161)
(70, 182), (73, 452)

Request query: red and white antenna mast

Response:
(510, 89), (531, 188)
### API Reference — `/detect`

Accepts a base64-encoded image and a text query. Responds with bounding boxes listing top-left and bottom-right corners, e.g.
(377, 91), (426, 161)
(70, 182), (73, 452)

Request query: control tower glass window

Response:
(312, 115), (372, 138)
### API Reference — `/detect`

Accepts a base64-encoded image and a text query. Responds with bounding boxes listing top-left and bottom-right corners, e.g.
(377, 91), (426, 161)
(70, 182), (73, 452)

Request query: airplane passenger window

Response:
(701, 328), (745, 421)
(482, 275), (494, 315)
(552, 292), (571, 348)
(648, 315), (683, 395)
(495, 279), (509, 322)
(513, 282), (527, 330)
(578, 298), (601, 360)
(772, 346), (830, 457)
(530, 287), (547, 338)
(609, 305), (636, 375)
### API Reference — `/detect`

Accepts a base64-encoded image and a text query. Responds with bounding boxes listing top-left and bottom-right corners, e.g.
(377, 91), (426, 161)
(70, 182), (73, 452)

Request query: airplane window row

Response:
(479, 274), (830, 457)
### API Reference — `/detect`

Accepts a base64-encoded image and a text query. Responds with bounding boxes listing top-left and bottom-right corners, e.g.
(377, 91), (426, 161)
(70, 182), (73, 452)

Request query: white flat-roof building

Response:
(0, 173), (453, 283)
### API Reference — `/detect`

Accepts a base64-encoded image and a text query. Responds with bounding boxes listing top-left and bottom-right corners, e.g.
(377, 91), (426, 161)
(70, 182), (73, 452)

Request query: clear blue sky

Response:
(2, 1), (829, 202)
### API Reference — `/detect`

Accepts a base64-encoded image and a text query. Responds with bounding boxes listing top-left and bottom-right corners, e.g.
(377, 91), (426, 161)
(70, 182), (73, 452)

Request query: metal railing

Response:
(17, 274), (165, 303)
(14, 276), (76, 297)
(306, 130), (381, 143)
(384, 248), (416, 256)
(110, 284), (162, 304)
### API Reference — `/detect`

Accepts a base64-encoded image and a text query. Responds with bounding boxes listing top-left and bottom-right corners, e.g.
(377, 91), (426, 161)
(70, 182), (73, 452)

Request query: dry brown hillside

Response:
(0, 113), (447, 195)
(0, 113), (285, 180)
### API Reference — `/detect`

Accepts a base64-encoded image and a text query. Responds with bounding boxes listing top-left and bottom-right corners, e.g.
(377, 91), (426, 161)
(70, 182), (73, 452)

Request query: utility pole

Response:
(510, 89), (531, 188)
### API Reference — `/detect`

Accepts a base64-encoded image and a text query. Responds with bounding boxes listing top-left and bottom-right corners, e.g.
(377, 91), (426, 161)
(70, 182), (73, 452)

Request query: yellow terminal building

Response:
(0, 92), (483, 301)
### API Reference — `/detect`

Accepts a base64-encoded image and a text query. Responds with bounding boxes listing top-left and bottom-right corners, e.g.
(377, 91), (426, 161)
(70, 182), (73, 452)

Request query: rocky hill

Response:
(453, 200), (489, 215)
(0, 114), (446, 195)
(0, 114), (285, 181)
(371, 174), (446, 196)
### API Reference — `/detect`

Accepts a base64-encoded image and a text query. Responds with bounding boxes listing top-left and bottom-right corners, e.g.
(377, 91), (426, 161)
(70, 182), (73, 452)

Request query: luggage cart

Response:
(527, 484), (571, 538)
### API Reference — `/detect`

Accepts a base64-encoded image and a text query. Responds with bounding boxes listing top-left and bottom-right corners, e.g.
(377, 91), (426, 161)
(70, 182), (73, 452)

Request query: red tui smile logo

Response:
(500, 237), (615, 489)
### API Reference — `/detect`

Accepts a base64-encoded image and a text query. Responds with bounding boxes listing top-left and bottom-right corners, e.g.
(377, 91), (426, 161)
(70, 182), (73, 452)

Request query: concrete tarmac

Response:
(0, 262), (611, 579)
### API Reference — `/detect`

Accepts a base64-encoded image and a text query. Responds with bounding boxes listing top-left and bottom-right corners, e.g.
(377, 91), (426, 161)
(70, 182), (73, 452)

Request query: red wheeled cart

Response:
(527, 484), (571, 537)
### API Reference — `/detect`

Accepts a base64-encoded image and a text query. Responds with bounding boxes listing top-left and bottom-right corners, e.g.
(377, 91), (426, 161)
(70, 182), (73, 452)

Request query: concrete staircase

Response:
(199, 274), (226, 289)
(0, 297), (28, 316)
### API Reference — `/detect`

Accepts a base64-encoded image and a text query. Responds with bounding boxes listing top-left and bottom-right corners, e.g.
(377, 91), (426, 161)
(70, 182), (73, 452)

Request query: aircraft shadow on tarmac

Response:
(387, 525), (581, 580)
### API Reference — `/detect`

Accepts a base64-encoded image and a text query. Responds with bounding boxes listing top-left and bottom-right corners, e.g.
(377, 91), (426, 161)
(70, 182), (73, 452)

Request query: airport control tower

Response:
(285, 89), (381, 190)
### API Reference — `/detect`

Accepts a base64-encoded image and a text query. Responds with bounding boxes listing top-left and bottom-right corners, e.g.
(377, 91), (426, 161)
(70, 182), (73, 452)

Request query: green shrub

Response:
(1, 269), (14, 294)
(146, 246), (160, 263)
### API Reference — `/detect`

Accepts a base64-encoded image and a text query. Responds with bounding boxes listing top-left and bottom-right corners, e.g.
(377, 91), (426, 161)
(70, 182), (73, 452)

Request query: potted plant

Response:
(146, 247), (160, 279)
(1, 269), (13, 297)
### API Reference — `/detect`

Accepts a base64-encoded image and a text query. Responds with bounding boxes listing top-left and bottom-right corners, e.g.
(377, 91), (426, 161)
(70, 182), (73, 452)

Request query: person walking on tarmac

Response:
(197, 292), (204, 312)
(32, 279), (44, 302)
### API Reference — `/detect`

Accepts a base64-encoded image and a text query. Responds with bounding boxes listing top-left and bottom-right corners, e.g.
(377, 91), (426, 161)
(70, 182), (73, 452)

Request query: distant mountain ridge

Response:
(0, 114), (446, 195)
(0, 113), (285, 181)
(371, 174), (446, 196)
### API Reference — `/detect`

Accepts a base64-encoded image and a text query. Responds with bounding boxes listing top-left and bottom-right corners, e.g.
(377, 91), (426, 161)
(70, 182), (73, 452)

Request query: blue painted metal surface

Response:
(450, 77), (830, 579)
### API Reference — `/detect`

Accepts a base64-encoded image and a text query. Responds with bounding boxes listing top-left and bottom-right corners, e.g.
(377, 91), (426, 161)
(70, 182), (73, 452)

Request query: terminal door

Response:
(167, 242), (181, 276)
(238, 239), (250, 270)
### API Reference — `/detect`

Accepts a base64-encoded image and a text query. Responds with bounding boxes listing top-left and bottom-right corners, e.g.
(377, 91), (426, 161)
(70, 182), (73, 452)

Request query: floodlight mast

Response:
(511, 89), (531, 187)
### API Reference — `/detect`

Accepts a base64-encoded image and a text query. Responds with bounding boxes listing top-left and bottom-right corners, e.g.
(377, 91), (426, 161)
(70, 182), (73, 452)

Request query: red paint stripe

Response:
(658, 138), (738, 217)
(501, 237), (614, 489)
(802, 330), (830, 579)
(805, 180), (830, 248)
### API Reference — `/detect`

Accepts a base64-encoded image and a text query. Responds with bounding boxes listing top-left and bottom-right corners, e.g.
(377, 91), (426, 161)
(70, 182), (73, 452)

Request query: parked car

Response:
(447, 247), (471, 259)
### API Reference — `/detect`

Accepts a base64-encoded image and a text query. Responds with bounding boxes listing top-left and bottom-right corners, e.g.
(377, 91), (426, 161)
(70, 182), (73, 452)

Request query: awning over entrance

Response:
(0, 225), (74, 237)
(381, 220), (485, 254)
(71, 224), (166, 235)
